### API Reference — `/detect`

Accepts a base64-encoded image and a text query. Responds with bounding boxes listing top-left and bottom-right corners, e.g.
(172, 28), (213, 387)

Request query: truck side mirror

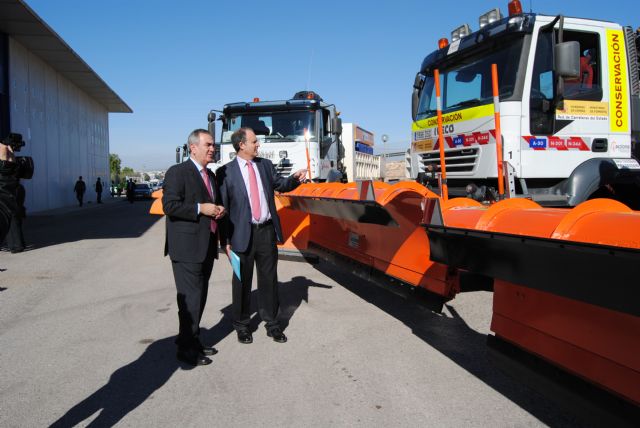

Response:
(176, 146), (181, 164)
(555, 41), (580, 78)
(332, 117), (342, 135)
(412, 73), (425, 122)
(207, 111), (217, 139)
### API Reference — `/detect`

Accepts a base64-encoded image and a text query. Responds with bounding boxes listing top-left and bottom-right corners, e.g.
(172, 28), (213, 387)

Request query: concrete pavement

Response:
(0, 200), (589, 427)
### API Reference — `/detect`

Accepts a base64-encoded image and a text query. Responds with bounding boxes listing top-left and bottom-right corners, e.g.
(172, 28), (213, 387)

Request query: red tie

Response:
(247, 162), (261, 221)
(200, 168), (217, 233)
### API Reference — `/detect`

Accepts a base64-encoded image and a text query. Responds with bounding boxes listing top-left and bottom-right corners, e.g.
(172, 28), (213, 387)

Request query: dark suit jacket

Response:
(162, 159), (221, 263)
(218, 157), (300, 253)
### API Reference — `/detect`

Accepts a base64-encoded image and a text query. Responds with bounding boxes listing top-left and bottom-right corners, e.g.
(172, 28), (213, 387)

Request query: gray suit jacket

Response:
(218, 157), (299, 253)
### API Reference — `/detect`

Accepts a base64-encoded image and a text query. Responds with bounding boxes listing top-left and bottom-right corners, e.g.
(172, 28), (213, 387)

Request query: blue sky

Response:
(26, 0), (640, 170)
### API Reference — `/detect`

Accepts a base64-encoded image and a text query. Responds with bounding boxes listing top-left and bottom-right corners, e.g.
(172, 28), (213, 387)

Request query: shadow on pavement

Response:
(12, 199), (160, 251)
(49, 337), (178, 428)
(313, 260), (588, 428)
(200, 275), (333, 344)
(49, 275), (330, 426)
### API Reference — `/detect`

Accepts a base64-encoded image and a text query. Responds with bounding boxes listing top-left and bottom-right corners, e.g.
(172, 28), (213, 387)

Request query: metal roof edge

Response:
(0, 0), (132, 113)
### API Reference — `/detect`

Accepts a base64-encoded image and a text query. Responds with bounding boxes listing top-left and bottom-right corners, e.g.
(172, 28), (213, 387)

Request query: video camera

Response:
(1, 133), (34, 179)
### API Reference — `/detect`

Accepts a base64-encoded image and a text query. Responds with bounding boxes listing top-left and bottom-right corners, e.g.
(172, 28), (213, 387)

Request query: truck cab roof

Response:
(420, 13), (622, 75)
(223, 98), (330, 114)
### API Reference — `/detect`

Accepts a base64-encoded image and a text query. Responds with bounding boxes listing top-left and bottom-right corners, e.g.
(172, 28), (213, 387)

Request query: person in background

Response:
(74, 176), (86, 207)
(95, 177), (103, 204)
(126, 179), (135, 204)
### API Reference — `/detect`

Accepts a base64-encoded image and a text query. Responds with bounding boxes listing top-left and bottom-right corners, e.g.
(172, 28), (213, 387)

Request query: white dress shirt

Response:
(236, 157), (270, 224)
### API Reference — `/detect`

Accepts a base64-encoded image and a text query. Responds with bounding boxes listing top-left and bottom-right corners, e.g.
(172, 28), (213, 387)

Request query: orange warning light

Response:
(508, 0), (522, 16)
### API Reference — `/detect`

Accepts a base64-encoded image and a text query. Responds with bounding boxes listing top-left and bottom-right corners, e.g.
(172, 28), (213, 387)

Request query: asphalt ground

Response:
(0, 197), (592, 427)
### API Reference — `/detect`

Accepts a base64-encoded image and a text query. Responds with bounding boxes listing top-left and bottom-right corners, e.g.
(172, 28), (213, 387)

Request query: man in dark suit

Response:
(218, 127), (306, 344)
(162, 129), (226, 366)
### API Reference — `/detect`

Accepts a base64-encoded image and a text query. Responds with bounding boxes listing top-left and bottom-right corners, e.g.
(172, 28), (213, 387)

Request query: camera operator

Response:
(0, 133), (34, 243)
(0, 142), (18, 242)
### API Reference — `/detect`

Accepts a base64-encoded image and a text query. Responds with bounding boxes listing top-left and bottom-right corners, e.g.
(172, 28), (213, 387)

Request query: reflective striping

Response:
(493, 96), (500, 112)
(412, 104), (494, 131)
(521, 136), (590, 151)
(436, 96), (442, 112)
(433, 131), (494, 150)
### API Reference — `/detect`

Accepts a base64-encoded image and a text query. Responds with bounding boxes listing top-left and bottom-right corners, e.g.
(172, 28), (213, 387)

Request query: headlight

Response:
(229, 152), (236, 160)
(451, 24), (472, 42)
(479, 8), (502, 28)
(279, 150), (288, 159)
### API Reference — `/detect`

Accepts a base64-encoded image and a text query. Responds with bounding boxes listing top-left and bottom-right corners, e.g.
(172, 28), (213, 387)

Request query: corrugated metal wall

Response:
(9, 38), (110, 213)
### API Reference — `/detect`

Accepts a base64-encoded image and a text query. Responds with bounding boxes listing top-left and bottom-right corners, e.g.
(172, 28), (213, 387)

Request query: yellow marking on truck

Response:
(412, 139), (434, 151)
(556, 100), (609, 121)
(412, 104), (494, 131)
(607, 29), (628, 133)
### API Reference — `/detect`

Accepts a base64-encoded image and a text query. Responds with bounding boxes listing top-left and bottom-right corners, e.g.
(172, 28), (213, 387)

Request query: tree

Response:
(122, 166), (135, 177)
(109, 154), (121, 183)
(143, 173), (150, 181)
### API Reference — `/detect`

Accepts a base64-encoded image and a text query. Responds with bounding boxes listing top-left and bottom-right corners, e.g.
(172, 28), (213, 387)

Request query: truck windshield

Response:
(222, 111), (316, 143)
(416, 36), (525, 120)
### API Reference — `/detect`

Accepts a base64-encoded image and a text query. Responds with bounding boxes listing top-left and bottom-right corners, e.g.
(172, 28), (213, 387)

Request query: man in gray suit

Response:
(163, 129), (226, 366)
(218, 127), (306, 344)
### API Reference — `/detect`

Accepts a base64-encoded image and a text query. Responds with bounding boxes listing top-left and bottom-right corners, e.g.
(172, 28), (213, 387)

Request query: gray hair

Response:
(187, 129), (211, 147)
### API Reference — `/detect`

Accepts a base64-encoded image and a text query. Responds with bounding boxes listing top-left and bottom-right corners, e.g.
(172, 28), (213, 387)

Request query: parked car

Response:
(134, 183), (153, 199)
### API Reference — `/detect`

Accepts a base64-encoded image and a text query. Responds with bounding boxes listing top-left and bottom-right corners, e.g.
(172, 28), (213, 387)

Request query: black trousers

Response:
(171, 233), (216, 351)
(76, 192), (84, 206)
(96, 191), (102, 203)
(6, 214), (25, 251)
(232, 223), (280, 332)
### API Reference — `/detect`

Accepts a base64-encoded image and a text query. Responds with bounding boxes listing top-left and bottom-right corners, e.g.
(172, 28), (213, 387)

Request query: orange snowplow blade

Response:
(425, 197), (640, 406)
(149, 189), (164, 215)
(277, 181), (460, 307)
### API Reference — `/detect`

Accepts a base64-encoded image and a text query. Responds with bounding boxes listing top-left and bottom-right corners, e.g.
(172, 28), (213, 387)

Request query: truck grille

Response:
(419, 148), (479, 173)
(275, 162), (293, 177)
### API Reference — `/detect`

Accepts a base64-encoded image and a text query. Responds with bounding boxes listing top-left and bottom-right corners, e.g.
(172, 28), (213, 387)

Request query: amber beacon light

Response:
(508, 0), (523, 16)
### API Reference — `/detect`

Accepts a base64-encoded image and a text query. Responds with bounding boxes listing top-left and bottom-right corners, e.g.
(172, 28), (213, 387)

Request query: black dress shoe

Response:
(200, 346), (218, 356)
(267, 328), (287, 343)
(177, 349), (212, 366)
(237, 330), (253, 344)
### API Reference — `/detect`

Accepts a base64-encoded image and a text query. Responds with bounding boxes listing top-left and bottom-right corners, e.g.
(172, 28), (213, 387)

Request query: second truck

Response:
(210, 91), (382, 182)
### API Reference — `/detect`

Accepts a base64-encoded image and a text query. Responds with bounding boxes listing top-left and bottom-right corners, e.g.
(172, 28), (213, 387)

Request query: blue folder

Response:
(229, 250), (241, 281)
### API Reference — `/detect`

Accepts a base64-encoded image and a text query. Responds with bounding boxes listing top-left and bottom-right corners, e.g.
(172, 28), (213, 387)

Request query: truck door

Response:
(524, 24), (610, 180)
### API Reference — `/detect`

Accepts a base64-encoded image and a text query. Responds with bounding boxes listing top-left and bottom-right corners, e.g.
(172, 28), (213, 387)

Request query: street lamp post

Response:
(381, 134), (388, 156)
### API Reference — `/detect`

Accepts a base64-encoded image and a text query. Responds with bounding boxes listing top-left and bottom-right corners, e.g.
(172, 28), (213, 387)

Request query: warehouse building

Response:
(0, 0), (131, 212)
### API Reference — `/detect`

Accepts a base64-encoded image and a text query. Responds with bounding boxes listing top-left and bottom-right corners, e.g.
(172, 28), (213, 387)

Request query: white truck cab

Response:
(410, 1), (640, 208)
(214, 91), (344, 182)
